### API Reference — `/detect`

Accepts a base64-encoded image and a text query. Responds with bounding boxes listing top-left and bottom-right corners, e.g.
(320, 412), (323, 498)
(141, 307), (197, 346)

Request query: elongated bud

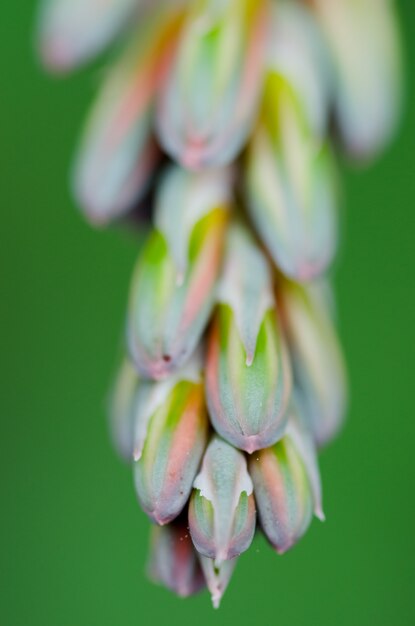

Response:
(109, 358), (139, 463)
(206, 225), (291, 453)
(279, 279), (347, 447)
(199, 556), (237, 610)
(246, 73), (338, 282)
(285, 398), (324, 521)
(148, 521), (206, 598)
(157, 0), (268, 170)
(267, 0), (332, 138)
(312, 0), (402, 158)
(37, 0), (140, 72)
(73, 9), (184, 225)
(128, 166), (230, 380)
(134, 356), (209, 525)
(189, 437), (255, 564)
(249, 431), (314, 554)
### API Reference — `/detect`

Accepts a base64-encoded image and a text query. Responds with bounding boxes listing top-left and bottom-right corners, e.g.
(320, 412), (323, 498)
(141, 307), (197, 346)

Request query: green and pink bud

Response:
(133, 356), (209, 525)
(279, 279), (347, 447)
(156, 0), (269, 170)
(249, 401), (323, 554)
(206, 225), (291, 453)
(189, 436), (255, 564)
(37, 0), (141, 72)
(246, 72), (338, 282)
(148, 521), (206, 598)
(312, 0), (402, 159)
(73, 9), (185, 225)
(128, 166), (230, 380)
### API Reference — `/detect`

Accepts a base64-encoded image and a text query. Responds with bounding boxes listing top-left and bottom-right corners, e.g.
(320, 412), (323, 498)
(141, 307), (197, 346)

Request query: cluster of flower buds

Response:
(37, 0), (402, 608)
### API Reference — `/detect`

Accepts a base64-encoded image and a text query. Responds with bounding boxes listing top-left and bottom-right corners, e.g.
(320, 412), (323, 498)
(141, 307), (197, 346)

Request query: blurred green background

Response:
(1, 3), (414, 626)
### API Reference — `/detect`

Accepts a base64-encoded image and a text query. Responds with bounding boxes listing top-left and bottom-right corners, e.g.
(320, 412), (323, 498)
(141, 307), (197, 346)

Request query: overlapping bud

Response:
(37, 0), (402, 608)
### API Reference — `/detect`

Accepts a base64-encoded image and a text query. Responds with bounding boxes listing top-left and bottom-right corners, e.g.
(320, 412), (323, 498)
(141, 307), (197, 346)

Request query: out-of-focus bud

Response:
(279, 279), (347, 447)
(206, 224), (291, 453)
(246, 73), (338, 282)
(148, 521), (206, 598)
(189, 437), (255, 563)
(128, 166), (230, 380)
(312, 0), (402, 159)
(134, 355), (209, 525)
(249, 402), (321, 554)
(72, 9), (184, 225)
(109, 358), (139, 463)
(267, 0), (332, 138)
(199, 555), (237, 609)
(157, 0), (269, 170)
(285, 398), (324, 521)
(37, 0), (140, 72)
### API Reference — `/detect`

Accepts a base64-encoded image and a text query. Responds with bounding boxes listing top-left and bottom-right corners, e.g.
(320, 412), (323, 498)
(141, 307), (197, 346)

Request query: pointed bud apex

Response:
(249, 434), (313, 554)
(148, 521), (206, 598)
(109, 358), (139, 462)
(246, 73), (338, 282)
(73, 10), (184, 225)
(157, 0), (268, 169)
(128, 166), (230, 380)
(189, 437), (255, 563)
(206, 225), (291, 453)
(279, 280), (347, 447)
(134, 356), (209, 524)
(313, 0), (402, 158)
(199, 556), (237, 609)
(37, 0), (140, 72)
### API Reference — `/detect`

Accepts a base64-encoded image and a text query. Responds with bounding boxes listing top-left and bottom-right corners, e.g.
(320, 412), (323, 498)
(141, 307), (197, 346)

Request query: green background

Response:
(1, 3), (414, 625)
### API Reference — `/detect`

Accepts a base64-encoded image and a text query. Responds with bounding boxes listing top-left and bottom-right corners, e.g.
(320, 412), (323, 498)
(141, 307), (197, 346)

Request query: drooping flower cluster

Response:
(37, 0), (402, 608)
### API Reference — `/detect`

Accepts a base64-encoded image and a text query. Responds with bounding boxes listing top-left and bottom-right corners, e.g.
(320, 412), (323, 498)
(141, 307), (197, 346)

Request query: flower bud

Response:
(249, 422), (315, 554)
(157, 0), (268, 170)
(189, 437), (255, 563)
(313, 0), (402, 158)
(73, 9), (184, 225)
(128, 166), (230, 380)
(279, 279), (347, 447)
(246, 73), (338, 282)
(109, 358), (139, 463)
(148, 521), (206, 598)
(199, 556), (237, 610)
(37, 0), (140, 72)
(267, 0), (332, 138)
(134, 356), (209, 525)
(206, 225), (291, 453)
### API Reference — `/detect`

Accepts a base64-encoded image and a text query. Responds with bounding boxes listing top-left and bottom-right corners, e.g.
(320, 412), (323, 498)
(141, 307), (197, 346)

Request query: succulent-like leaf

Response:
(313, 0), (402, 158)
(249, 433), (313, 554)
(246, 73), (338, 282)
(128, 166), (231, 380)
(73, 9), (184, 225)
(133, 356), (209, 524)
(148, 520), (206, 598)
(206, 225), (291, 453)
(279, 279), (347, 447)
(189, 436), (255, 563)
(37, 0), (141, 71)
(157, 0), (268, 169)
